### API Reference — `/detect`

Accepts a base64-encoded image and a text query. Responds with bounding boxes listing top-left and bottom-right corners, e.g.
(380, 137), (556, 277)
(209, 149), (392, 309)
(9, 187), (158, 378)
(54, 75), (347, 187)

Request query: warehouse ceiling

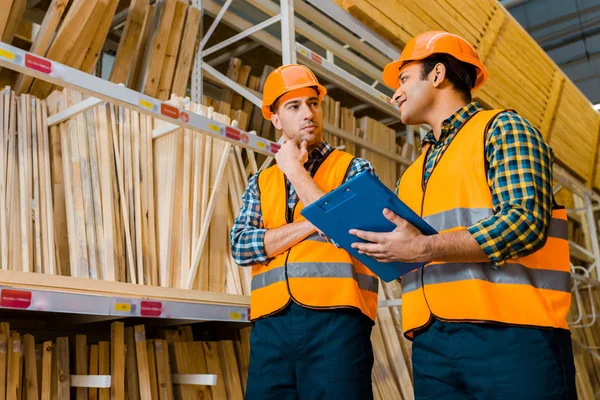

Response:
(504, 0), (600, 106)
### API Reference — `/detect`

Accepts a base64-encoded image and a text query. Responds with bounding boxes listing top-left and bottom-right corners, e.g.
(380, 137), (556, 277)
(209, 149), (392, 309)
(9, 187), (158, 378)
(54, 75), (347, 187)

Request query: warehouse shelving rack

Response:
(0, 1), (599, 364)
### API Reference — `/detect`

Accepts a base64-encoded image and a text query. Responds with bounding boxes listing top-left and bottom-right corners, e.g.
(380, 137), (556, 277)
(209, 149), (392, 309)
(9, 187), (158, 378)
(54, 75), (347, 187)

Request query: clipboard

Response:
(300, 170), (437, 282)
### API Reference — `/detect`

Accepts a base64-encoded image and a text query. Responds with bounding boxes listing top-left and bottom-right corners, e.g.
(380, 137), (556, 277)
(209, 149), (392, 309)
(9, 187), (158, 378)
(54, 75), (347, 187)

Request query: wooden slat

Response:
(111, 323), (125, 400)
(145, 341), (158, 400)
(154, 341), (173, 400)
(477, 6), (506, 63)
(55, 338), (69, 400)
(29, 0), (99, 98)
(75, 335), (87, 400)
(80, 0), (120, 74)
(40, 342), (51, 400)
(23, 335), (39, 400)
(88, 345), (98, 400)
(0, 0), (15, 40)
(219, 341), (243, 400)
(14, 0), (70, 94)
(156, 0), (187, 100)
(541, 70), (565, 142)
(98, 342), (109, 400)
(133, 326), (152, 400)
(141, 0), (178, 97)
(124, 327), (140, 400)
(1, 0), (26, 44)
(110, 0), (150, 85)
(202, 342), (226, 400)
(171, 6), (201, 97)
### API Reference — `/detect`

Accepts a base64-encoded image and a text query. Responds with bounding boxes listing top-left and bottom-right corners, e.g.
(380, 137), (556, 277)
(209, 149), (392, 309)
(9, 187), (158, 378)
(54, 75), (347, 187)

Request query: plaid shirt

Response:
(419, 101), (554, 264)
(231, 141), (376, 266)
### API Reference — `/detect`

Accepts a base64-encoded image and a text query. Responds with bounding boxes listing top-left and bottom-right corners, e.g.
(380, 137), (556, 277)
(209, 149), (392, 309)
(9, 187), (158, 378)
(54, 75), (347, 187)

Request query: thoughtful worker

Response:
(350, 31), (576, 399)
(231, 64), (378, 400)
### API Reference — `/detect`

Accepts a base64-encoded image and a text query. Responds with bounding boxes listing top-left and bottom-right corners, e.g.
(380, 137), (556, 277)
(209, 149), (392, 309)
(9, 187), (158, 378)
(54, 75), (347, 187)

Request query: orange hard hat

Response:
(383, 31), (488, 91)
(261, 64), (327, 120)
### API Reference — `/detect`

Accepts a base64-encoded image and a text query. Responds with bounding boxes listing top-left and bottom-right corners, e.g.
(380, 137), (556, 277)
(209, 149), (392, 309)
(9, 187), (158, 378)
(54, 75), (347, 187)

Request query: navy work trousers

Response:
(245, 301), (374, 400)
(412, 319), (577, 400)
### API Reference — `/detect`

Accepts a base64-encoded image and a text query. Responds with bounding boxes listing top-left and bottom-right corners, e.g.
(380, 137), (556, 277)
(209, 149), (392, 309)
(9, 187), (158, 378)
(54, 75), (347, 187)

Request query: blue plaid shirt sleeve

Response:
(466, 111), (554, 264)
(230, 173), (268, 266)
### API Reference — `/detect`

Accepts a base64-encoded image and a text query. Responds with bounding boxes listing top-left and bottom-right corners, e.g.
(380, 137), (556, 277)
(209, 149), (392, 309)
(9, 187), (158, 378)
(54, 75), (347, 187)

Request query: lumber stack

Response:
(0, 320), (251, 400)
(332, 0), (600, 188)
(112, 0), (203, 101)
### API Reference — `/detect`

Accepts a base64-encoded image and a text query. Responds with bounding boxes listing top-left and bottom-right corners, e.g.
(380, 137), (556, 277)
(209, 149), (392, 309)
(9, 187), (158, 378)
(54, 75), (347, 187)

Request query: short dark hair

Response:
(420, 54), (477, 102)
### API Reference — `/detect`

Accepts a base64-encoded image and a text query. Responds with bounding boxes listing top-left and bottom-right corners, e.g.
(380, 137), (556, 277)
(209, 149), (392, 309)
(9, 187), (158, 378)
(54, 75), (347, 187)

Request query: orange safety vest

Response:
(251, 149), (379, 321)
(398, 109), (571, 338)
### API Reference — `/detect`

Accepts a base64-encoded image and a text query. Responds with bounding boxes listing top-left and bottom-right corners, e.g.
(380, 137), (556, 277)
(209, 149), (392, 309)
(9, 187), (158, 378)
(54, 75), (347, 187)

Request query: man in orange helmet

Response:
(231, 64), (378, 399)
(350, 31), (576, 399)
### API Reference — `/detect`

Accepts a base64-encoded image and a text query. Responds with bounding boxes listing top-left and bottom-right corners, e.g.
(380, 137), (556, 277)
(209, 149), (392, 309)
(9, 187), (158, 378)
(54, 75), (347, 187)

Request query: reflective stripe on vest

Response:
(397, 109), (571, 336)
(251, 262), (379, 293)
(402, 262), (571, 294)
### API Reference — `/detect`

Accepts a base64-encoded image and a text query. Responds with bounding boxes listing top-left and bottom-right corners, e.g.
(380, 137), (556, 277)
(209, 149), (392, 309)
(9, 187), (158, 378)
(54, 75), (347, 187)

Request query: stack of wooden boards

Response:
(109, 0), (202, 100)
(2, 0), (202, 103)
(0, 321), (251, 400)
(332, 0), (600, 189)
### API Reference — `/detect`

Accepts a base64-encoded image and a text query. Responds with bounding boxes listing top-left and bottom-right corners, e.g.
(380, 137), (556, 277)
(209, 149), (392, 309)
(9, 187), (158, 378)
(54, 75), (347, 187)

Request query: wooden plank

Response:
(40, 342), (51, 400)
(231, 66), (252, 111)
(219, 341), (243, 400)
(111, 322), (125, 400)
(80, 0), (120, 74)
(37, 101), (54, 274)
(75, 335), (87, 400)
(0, 0), (15, 40)
(0, 334), (6, 400)
(0, 88), (6, 271)
(179, 108), (193, 289)
(202, 342), (226, 400)
(141, 0), (178, 97)
(541, 70), (565, 142)
(171, 6), (202, 97)
(133, 326), (152, 400)
(142, 114), (158, 285)
(88, 345), (98, 400)
(172, 342), (212, 400)
(477, 6), (506, 63)
(157, 0), (187, 100)
(1, 0), (26, 44)
(73, 92), (99, 280)
(128, 4), (156, 90)
(62, 0), (107, 73)
(55, 338), (69, 400)
(131, 112), (144, 284)
(110, 0), (150, 85)
(29, 0), (99, 98)
(14, 0), (70, 94)
(154, 341), (173, 400)
(124, 328), (140, 400)
(23, 335), (39, 400)
(98, 342), (109, 400)
(16, 96), (29, 273)
(145, 341), (158, 400)
(109, 106), (137, 284)
(30, 98), (43, 274)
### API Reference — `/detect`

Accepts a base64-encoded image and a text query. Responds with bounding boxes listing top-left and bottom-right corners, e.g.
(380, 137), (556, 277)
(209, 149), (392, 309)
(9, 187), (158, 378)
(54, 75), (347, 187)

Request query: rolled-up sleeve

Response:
(466, 111), (554, 265)
(230, 173), (268, 266)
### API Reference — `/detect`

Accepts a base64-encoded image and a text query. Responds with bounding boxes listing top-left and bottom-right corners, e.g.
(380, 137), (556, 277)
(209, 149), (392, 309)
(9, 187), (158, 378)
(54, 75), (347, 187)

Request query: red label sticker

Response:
(25, 54), (52, 74)
(270, 143), (281, 153)
(180, 112), (189, 123)
(241, 133), (249, 144)
(0, 290), (32, 309)
(140, 301), (162, 317)
(161, 104), (179, 119)
(311, 53), (323, 64)
(225, 126), (241, 141)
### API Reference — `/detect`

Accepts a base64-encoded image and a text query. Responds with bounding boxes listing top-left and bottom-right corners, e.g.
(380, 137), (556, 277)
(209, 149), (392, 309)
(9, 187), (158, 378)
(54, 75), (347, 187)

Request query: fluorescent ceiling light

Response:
(594, 103), (600, 111)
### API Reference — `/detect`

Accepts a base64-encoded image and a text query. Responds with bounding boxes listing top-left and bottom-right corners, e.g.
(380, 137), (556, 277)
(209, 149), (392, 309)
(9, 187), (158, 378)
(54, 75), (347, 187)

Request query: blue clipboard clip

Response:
(301, 171), (437, 282)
